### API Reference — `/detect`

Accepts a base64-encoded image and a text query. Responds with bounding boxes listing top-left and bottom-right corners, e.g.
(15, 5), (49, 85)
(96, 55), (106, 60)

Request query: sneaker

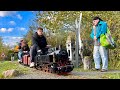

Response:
(18, 59), (22, 63)
(101, 69), (107, 72)
(92, 68), (100, 71)
(30, 62), (35, 68)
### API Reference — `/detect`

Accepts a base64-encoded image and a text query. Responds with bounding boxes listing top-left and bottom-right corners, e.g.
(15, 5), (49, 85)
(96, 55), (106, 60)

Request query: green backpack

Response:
(100, 27), (116, 49)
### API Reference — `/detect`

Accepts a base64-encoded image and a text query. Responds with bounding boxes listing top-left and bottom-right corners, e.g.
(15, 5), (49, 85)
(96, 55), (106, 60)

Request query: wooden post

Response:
(75, 19), (79, 68)
(53, 53), (55, 63)
(75, 13), (82, 68)
(83, 56), (91, 70)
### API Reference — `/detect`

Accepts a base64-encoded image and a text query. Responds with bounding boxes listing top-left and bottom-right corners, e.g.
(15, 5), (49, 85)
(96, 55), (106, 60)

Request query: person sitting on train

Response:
(18, 39), (23, 62)
(30, 27), (48, 68)
(21, 40), (30, 55)
(18, 40), (30, 63)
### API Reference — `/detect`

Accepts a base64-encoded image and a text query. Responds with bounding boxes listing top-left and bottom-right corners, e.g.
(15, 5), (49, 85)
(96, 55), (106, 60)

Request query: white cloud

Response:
(17, 14), (22, 20)
(15, 27), (27, 32)
(30, 11), (34, 13)
(0, 11), (17, 17)
(20, 27), (26, 31)
(0, 11), (23, 21)
(9, 21), (16, 25)
(3, 36), (23, 47)
(7, 28), (14, 32)
(11, 36), (22, 39)
(0, 28), (7, 33)
(3, 36), (22, 39)
(0, 28), (14, 33)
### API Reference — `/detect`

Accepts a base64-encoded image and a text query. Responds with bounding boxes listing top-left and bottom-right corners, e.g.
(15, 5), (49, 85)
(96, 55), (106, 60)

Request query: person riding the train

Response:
(30, 27), (48, 68)
(18, 39), (23, 62)
(21, 40), (30, 55)
(18, 39), (30, 63)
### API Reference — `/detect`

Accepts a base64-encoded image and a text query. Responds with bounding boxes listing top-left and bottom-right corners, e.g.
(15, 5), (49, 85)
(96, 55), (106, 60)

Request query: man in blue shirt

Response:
(90, 17), (108, 72)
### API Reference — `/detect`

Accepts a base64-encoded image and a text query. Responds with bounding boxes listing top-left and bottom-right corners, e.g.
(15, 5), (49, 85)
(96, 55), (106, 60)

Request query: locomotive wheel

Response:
(49, 68), (54, 73)
(34, 65), (39, 70)
(39, 66), (43, 71)
(47, 64), (51, 72)
(42, 64), (49, 72)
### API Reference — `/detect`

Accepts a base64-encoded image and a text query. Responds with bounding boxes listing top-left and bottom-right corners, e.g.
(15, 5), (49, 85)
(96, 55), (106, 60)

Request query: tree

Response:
(0, 37), (3, 58)
(23, 26), (34, 47)
(0, 37), (11, 60)
(24, 11), (120, 69)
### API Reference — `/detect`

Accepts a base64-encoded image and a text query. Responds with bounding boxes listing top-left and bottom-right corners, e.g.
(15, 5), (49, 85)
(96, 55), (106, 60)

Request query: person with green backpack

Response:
(90, 17), (109, 72)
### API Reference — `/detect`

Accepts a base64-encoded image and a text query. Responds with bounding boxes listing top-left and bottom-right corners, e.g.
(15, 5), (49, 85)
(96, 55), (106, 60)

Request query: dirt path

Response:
(11, 66), (120, 79)
(8, 62), (120, 79)
(71, 70), (120, 79)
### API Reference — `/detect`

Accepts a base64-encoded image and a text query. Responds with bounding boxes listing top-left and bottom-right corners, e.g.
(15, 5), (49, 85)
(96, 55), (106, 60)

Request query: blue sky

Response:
(0, 11), (37, 47)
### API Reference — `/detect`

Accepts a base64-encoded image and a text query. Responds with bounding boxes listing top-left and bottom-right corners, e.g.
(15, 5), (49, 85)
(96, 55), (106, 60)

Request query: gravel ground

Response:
(10, 64), (120, 79)
(11, 69), (83, 79)
(72, 70), (120, 79)
(11, 69), (120, 79)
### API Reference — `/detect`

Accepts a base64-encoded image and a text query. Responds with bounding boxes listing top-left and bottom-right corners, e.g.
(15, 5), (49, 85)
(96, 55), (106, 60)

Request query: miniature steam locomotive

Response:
(21, 47), (74, 74)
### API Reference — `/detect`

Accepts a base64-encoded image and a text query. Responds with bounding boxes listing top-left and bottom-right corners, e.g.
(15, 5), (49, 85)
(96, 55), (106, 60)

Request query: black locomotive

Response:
(34, 48), (74, 73)
(21, 47), (74, 74)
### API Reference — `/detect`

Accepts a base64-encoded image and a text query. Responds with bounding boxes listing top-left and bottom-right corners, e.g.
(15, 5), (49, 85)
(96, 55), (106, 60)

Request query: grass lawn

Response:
(101, 73), (120, 79)
(73, 67), (120, 79)
(0, 60), (30, 78)
(1, 60), (120, 79)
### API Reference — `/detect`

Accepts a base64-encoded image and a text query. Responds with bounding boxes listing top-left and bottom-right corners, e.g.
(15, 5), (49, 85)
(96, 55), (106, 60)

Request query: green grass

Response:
(73, 61), (120, 72)
(101, 73), (120, 79)
(108, 61), (120, 70)
(0, 60), (30, 78)
(73, 67), (120, 79)
(73, 64), (94, 72)
(1, 60), (120, 79)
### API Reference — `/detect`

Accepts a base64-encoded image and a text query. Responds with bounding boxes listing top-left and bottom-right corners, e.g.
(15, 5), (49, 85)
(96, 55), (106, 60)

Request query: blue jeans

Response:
(18, 49), (23, 61)
(93, 46), (108, 70)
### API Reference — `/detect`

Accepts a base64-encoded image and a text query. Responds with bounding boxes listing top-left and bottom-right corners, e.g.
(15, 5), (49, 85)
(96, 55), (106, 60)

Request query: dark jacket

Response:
(18, 41), (30, 51)
(32, 32), (47, 49)
(18, 43), (22, 49)
(21, 44), (30, 51)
